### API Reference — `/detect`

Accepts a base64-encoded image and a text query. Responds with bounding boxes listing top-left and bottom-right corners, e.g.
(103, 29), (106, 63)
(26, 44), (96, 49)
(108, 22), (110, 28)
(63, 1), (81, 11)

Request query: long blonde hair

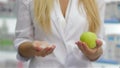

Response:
(34, 0), (101, 33)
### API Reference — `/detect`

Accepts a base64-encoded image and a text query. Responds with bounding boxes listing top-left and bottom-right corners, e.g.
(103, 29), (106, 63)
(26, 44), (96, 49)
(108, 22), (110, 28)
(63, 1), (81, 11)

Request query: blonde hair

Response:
(34, 0), (101, 33)
(34, 0), (54, 33)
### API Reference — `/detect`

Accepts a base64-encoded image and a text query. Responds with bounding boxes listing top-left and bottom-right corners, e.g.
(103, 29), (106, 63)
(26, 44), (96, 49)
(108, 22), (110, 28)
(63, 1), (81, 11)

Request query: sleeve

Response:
(14, 0), (34, 62)
(96, 0), (106, 57)
(72, 0), (106, 61)
(97, 0), (106, 61)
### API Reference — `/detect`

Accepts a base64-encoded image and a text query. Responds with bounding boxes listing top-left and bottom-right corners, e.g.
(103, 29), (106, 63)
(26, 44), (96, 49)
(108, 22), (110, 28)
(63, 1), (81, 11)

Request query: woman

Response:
(14, 0), (105, 68)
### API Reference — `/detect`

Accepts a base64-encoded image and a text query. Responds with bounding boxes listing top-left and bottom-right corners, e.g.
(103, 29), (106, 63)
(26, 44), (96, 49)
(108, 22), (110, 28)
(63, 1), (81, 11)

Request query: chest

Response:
(29, 0), (88, 34)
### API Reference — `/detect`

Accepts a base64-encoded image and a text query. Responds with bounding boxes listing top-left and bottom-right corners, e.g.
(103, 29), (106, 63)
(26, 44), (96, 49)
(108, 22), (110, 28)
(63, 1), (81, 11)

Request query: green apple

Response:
(80, 32), (97, 49)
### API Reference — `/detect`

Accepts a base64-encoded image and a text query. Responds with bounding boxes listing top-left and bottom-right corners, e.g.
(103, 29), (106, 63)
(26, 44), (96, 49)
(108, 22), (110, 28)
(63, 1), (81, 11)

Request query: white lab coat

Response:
(14, 0), (105, 68)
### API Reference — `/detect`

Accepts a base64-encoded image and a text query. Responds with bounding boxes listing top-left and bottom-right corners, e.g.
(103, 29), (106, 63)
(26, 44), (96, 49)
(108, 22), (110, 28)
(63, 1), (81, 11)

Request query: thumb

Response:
(96, 39), (102, 49)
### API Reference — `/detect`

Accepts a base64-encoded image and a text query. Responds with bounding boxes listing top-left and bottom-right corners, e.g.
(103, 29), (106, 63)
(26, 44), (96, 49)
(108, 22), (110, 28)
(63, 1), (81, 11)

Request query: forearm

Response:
(86, 47), (103, 61)
(18, 42), (36, 58)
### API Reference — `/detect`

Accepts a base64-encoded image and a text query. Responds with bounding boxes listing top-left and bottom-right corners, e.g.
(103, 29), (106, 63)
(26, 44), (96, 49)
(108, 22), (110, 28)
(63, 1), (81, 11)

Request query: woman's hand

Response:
(75, 39), (103, 61)
(33, 41), (56, 57)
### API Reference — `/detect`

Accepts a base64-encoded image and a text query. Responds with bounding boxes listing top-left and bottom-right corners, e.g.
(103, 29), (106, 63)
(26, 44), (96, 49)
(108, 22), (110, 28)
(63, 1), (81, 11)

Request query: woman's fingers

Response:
(95, 39), (103, 49)
(40, 47), (51, 57)
(77, 41), (91, 54)
(46, 45), (56, 55)
(35, 45), (56, 57)
(76, 41), (85, 53)
(76, 41), (98, 55)
(42, 45), (56, 56)
(76, 40), (103, 58)
(35, 47), (49, 57)
(33, 41), (56, 57)
(82, 42), (89, 51)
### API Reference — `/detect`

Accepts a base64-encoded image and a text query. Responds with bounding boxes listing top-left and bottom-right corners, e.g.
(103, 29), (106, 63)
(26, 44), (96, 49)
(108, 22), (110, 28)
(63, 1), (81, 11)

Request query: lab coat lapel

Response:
(50, 0), (67, 64)
(54, 0), (72, 41)
(51, 17), (67, 65)
(50, 0), (73, 64)
(55, 0), (73, 53)
(56, 0), (72, 31)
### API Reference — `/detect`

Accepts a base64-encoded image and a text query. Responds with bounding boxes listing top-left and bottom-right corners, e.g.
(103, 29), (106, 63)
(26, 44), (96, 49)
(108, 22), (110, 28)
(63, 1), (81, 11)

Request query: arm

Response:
(14, 0), (55, 61)
(15, 0), (42, 61)
(85, 0), (106, 61)
(89, 0), (106, 61)
(76, 0), (105, 61)
(14, 0), (34, 61)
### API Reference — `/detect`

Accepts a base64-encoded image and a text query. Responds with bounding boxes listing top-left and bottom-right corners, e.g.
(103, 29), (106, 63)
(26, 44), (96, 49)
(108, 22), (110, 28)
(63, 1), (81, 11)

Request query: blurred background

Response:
(0, 0), (120, 68)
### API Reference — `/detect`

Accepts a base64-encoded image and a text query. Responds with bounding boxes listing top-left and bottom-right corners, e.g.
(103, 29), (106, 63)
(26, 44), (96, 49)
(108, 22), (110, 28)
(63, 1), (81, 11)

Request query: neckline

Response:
(57, 0), (72, 20)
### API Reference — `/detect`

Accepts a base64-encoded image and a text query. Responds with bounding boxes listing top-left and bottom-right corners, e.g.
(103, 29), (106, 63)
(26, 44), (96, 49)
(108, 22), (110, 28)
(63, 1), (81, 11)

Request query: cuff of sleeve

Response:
(17, 53), (30, 62)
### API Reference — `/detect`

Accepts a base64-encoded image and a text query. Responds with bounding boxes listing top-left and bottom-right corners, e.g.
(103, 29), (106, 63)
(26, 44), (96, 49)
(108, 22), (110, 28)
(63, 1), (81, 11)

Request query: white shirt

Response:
(14, 0), (105, 68)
